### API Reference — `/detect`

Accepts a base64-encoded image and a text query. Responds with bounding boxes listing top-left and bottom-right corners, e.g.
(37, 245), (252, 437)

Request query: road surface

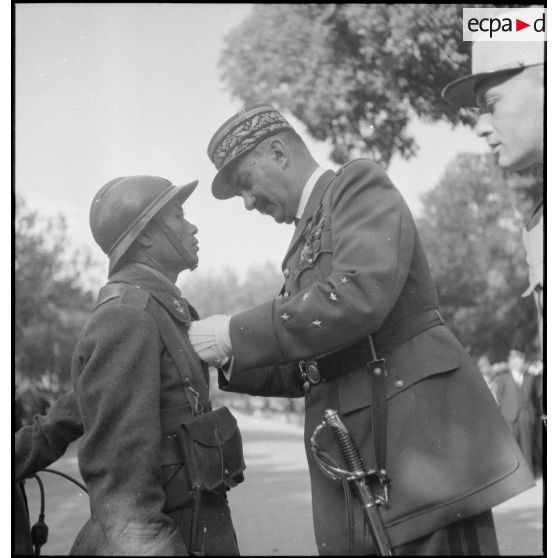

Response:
(20, 410), (544, 555)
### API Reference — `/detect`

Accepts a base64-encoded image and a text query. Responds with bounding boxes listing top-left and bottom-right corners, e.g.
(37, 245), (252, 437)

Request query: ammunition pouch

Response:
(160, 405), (245, 512)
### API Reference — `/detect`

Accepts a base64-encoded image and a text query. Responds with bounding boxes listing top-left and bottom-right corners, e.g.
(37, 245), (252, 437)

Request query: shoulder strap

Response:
(145, 297), (206, 414)
(95, 283), (124, 310)
(366, 337), (390, 500)
(95, 282), (151, 311)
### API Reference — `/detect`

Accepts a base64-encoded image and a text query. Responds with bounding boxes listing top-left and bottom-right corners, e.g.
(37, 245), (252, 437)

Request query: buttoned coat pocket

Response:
(337, 329), (461, 416)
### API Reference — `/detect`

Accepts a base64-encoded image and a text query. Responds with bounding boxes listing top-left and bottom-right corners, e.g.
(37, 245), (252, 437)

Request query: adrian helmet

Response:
(90, 175), (197, 274)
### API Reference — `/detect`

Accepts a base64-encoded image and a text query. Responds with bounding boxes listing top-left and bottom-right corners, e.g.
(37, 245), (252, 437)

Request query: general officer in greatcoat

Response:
(68, 176), (243, 555)
(442, 35), (544, 348)
(188, 104), (535, 555)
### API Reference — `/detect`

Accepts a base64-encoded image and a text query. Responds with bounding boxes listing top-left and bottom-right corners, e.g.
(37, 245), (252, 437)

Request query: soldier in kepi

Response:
(442, 38), (544, 347)
(68, 176), (244, 555)
(188, 104), (535, 555)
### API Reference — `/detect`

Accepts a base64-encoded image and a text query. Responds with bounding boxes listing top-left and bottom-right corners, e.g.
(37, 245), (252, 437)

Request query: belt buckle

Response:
(298, 359), (322, 392)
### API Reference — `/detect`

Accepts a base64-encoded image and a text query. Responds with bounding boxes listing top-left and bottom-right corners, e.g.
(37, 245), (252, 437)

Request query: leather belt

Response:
(299, 308), (444, 387)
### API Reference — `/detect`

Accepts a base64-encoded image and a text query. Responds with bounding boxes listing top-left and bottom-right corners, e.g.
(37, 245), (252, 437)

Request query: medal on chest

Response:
(298, 204), (327, 270)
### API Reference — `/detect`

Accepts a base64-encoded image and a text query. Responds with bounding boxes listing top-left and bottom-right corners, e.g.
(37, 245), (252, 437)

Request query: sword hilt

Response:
(321, 409), (394, 555)
(324, 409), (364, 475)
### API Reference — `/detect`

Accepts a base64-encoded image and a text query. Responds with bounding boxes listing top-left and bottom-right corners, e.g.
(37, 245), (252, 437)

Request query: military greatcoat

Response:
(220, 160), (534, 554)
(70, 263), (238, 556)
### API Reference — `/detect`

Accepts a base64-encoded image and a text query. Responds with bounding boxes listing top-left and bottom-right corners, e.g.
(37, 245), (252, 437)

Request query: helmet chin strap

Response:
(152, 216), (198, 271)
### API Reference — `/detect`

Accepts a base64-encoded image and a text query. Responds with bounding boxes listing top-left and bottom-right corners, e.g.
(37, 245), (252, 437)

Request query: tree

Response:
(15, 196), (96, 422)
(220, 3), (511, 165)
(179, 261), (283, 316)
(416, 153), (541, 361)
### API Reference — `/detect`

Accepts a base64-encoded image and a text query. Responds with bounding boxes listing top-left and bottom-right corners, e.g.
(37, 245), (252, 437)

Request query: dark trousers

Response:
(170, 491), (240, 556)
(71, 491), (239, 556)
(394, 510), (499, 556)
(14, 482), (33, 555)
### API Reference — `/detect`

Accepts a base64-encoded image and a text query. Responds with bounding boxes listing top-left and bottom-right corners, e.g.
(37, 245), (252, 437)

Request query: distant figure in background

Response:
(493, 350), (536, 473)
(529, 360), (544, 478)
(490, 362), (517, 428)
(477, 355), (497, 401)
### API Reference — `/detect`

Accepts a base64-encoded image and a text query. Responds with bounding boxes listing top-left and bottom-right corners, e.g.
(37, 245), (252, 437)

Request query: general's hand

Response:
(188, 315), (232, 367)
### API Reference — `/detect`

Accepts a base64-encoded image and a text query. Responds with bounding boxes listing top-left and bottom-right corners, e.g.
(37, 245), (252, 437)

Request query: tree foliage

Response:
(15, 196), (96, 422)
(180, 262), (283, 316)
(220, 3), (506, 165)
(416, 154), (542, 361)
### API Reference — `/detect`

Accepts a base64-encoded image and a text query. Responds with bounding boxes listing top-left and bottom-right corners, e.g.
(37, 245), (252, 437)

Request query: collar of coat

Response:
(108, 262), (196, 325)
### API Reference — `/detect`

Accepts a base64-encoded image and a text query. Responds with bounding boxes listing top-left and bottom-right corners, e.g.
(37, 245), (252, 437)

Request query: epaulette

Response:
(334, 158), (371, 176)
(94, 282), (151, 311)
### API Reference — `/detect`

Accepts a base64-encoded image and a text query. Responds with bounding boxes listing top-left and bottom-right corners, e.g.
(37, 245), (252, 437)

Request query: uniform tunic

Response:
(220, 160), (534, 554)
(70, 263), (238, 556)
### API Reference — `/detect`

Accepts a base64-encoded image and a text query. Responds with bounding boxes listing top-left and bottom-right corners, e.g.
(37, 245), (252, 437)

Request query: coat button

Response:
(394, 379), (404, 388)
(283, 268), (290, 278)
(373, 367), (382, 376)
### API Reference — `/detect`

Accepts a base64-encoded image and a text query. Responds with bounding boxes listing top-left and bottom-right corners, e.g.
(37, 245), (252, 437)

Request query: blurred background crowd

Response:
(478, 351), (544, 478)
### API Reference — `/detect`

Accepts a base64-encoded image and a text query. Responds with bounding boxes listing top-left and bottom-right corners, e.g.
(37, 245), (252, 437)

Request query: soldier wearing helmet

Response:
(65, 176), (241, 556)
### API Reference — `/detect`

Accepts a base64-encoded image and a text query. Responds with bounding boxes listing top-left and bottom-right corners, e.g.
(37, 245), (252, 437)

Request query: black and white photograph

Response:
(12, 3), (548, 556)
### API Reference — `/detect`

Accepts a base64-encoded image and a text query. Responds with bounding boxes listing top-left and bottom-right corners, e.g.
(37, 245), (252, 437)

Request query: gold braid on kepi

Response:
(207, 104), (294, 200)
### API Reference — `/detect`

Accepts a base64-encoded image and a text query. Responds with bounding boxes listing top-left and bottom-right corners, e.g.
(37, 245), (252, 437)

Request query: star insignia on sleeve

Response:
(341, 276), (349, 284)
(281, 313), (290, 322)
(329, 292), (338, 302)
(312, 319), (322, 328)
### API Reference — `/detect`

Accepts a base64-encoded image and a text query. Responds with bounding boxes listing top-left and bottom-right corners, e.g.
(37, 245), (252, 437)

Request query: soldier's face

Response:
(152, 200), (199, 270)
(474, 66), (544, 172)
(231, 147), (299, 224)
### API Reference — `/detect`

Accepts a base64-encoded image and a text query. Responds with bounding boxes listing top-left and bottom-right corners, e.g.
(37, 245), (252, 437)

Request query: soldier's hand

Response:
(189, 315), (232, 366)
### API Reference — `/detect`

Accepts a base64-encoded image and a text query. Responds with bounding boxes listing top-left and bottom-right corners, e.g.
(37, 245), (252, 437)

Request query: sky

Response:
(14, 3), (490, 287)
